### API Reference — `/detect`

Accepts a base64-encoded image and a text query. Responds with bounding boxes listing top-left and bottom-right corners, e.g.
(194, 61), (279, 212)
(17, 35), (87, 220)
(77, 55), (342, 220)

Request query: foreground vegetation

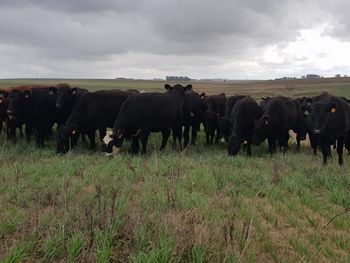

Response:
(1, 78), (350, 262)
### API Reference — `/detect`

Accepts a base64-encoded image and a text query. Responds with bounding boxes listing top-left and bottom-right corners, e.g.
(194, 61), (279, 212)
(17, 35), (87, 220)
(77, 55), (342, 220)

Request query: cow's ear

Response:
(219, 93), (226, 97)
(164, 84), (172, 91)
(72, 88), (78, 95)
(300, 105), (311, 116)
(24, 90), (32, 98)
(262, 115), (270, 125)
(200, 92), (206, 99)
(305, 97), (314, 105)
(49, 87), (57, 95)
(329, 103), (337, 114)
(185, 85), (192, 91)
(0, 90), (9, 98)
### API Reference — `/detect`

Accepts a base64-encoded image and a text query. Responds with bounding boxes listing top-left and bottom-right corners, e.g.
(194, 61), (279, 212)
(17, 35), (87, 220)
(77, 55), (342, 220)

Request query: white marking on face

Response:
(103, 130), (114, 145)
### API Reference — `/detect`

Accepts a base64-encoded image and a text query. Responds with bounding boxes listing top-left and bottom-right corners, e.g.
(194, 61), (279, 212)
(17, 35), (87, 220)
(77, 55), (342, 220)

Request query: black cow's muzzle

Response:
(6, 110), (15, 120)
(313, 129), (321, 135)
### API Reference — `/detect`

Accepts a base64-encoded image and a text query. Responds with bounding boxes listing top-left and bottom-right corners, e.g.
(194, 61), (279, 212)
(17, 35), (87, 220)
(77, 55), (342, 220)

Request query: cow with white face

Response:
(102, 131), (121, 156)
(102, 84), (190, 155)
(102, 129), (140, 156)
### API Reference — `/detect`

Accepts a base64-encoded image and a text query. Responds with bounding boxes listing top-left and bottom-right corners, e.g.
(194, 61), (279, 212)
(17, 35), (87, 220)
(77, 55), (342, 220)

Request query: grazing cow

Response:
(252, 96), (305, 154)
(57, 90), (135, 154)
(102, 84), (191, 155)
(203, 93), (226, 144)
(183, 90), (205, 147)
(6, 88), (56, 147)
(301, 93), (350, 165)
(220, 96), (262, 156)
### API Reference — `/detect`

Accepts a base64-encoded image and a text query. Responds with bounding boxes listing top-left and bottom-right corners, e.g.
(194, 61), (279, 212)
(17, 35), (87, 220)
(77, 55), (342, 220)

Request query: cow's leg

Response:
(160, 128), (170, 151)
(267, 137), (276, 154)
(280, 132), (289, 154)
(210, 129), (215, 144)
(309, 133), (317, 155)
(36, 126), (45, 148)
(88, 131), (96, 150)
(183, 124), (190, 148)
(336, 137), (344, 165)
(81, 133), (87, 144)
(129, 137), (140, 154)
(140, 132), (150, 155)
(215, 128), (220, 144)
(321, 141), (329, 165)
(191, 123), (199, 146)
(25, 124), (32, 142)
(246, 142), (252, 157)
(19, 125), (23, 138)
(205, 132), (210, 145)
(296, 134), (301, 151)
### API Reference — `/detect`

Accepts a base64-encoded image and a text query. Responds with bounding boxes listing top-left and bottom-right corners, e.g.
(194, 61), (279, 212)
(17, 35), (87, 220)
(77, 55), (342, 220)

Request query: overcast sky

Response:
(0, 0), (350, 79)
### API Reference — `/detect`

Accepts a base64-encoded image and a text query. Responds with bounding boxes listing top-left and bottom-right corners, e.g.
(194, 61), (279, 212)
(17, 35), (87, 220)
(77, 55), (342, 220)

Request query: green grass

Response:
(1, 78), (350, 262)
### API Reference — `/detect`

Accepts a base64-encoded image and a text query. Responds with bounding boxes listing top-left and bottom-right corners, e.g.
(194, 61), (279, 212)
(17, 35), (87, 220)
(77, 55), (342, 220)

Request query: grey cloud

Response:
(0, 0), (347, 78)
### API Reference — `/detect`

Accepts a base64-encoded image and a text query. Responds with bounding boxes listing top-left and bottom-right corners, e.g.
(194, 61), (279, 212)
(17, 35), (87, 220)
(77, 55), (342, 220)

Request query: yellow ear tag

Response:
(331, 107), (336, 113)
(304, 110), (309, 115)
(265, 120), (269, 125)
(0, 100), (2, 104)
(243, 140), (248, 145)
(72, 130), (76, 135)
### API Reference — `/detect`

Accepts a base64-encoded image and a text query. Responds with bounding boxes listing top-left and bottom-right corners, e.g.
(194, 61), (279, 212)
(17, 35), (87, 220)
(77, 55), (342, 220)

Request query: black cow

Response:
(57, 90), (135, 154)
(300, 93), (337, 156)
(6, 88), (56, 147)
(252, 96), (305, 154)
(0, 91), (25, 141)
(220, 96), (261, 156)
(203, 93), (226, 144)
(103, 84), (191, 155)
(301, 93), (350, 165)
(183, 90), (205, 147)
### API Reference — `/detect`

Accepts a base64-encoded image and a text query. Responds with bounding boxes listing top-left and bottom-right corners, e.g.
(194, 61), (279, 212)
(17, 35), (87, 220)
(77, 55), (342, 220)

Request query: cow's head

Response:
(102, 130), (124, 156)
(48, 87), (58, 96)
(6, 90), (29, 121)
(228, 135), (248, 156)
(252, 114), (270, 145)
(303, 101), (338, 135)
(164, 84), (192, 96)
(56, 125), (78, 154)
(55, 87), (78, 111)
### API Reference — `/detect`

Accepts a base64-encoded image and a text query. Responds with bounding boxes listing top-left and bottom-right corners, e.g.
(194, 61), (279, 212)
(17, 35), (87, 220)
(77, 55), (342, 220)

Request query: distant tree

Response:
(335, 74), (341, 78)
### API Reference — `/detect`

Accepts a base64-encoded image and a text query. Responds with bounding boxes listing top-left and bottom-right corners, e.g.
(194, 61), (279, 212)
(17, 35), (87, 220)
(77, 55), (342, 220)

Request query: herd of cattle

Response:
(0, 83), (349, 166)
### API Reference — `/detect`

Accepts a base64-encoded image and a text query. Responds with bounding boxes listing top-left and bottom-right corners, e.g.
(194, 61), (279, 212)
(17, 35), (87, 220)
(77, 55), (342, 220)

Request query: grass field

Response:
(1, 78), (350, 262)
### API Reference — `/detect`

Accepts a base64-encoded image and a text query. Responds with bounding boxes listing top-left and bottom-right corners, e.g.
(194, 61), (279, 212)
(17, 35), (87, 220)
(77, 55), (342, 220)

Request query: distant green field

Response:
(0, 78), (350, 262)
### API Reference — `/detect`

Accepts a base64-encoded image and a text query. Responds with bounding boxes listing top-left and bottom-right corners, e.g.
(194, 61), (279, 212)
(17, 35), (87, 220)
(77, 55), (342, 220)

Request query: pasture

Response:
(1, 78), (350, 262)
